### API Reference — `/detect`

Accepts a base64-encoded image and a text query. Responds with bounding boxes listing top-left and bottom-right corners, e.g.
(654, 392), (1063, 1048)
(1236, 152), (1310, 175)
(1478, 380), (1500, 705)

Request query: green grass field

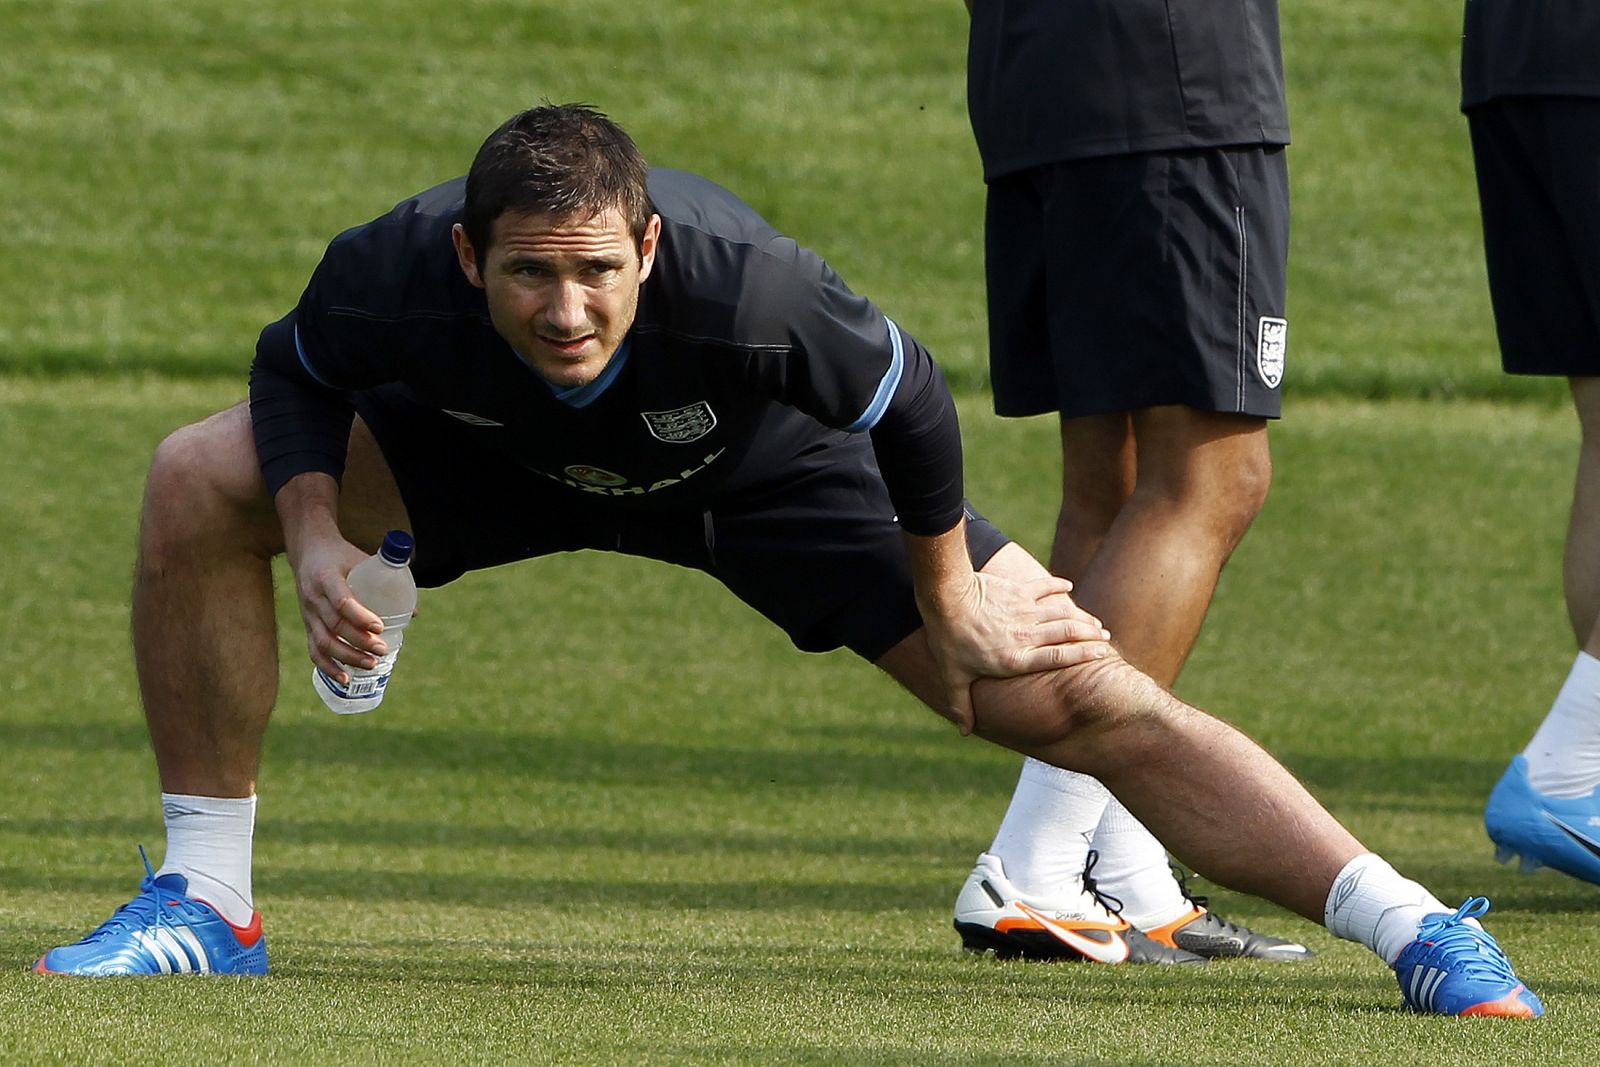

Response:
(3, 1), (1597, 1063)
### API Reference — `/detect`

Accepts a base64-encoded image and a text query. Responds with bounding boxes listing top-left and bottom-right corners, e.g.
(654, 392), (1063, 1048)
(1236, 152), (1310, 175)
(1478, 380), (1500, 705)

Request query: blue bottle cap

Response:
(378, 530), (414, 565)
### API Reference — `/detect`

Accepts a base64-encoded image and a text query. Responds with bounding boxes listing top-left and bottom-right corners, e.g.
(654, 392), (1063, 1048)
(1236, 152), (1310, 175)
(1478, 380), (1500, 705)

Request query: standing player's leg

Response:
(1047, 412), (1135, 580)
(1562, 377), (1600, 653)
(972, 410), (1296, 959)
(1486, 376), (1600, 880)
(964, 146), (1302, 961)
(886, 544), (1544, 1017)
(1064, 408), (1297, 957)
(37, 403), (410, 975)
(963, 414), (1149, 958)
(1471, 98), (1600, 884)
(1056, 408), (1269, 683)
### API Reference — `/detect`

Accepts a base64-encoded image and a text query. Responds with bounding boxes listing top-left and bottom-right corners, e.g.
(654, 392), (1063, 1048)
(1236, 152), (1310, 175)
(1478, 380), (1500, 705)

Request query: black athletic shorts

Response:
(352, 387), (1010, 662)
(984, 145), (1289, 419)
(1468, 97), (1600, 377)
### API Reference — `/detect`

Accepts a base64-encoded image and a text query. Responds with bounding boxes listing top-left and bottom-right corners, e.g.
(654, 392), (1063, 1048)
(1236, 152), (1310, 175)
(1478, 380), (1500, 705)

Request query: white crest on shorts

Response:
(1256, 317), (1287, 389)
(641, 401), (717, 443)
(563, 464), (629, 488)
(441, 408), (504, 427)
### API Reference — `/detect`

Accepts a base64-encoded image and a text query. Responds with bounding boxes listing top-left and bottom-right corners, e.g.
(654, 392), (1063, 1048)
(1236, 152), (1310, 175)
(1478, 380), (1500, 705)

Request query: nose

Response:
(545, 281), (588, 334)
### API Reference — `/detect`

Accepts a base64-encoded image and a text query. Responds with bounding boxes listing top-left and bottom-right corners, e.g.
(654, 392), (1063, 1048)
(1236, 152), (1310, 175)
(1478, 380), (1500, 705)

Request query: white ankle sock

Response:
(1324, 853), (1454, 965)
(1086, 799), (1192, 930)
(1523, 651), (1600, 797)
(156, 792), (257, 927)
(986, 759), (1109, 897)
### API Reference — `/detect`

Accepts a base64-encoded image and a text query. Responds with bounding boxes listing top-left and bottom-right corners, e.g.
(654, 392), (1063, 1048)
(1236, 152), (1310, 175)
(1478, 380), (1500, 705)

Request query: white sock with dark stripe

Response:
(156, 792), (257, 928)
(1323, 853), (1454, 965)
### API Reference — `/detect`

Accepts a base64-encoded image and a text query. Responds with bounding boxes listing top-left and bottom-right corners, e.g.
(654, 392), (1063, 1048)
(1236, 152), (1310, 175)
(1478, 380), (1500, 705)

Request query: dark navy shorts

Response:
(984, 145), (1289, 419)
(1468, 97), (1600, 377)
(353, 388), (1009, 662)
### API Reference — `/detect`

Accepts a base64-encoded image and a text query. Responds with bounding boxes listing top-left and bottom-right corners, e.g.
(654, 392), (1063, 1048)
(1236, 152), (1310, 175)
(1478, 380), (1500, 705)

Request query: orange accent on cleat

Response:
(1460, 985), (1540, 1018)
(188, 896), (265, 948)
(230, 911), (265, 948)
(1139, 906), (1206, 950)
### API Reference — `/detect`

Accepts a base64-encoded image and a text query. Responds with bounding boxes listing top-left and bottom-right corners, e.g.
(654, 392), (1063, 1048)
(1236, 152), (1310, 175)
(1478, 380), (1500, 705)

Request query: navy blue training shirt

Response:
(1461, 0), (1600, 110)
(249, 168), (965, 536)
(966, 0), (1290, 180)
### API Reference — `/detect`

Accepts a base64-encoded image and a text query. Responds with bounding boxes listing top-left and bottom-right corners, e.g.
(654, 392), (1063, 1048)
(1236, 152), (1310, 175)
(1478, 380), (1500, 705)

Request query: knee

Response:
(1209, 447), (1272, 544)
(1145, 441), (1273, 551)
(140, 417), (278, 564)
(970, 653), (1174, 753)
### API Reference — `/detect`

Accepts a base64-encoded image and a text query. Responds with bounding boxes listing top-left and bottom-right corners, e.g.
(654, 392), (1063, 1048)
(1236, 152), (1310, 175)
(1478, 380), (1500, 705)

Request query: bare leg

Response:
(1048, 411), (1134, 581)
(1507, 377), (1600, 802)
(1565, 377), (1600, 656)
(889, 543), (1361, 922)
(133, 402), (408, 797)
(985, 408), (1273, 928)
(1056, 407), (1270, 684)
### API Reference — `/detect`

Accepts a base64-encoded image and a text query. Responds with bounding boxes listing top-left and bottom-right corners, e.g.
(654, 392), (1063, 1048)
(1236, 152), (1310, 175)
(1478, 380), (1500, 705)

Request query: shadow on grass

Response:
(0, 719), (1519, 806)
(280, 940), (1366, 1000)
(1279, 751), (1510, 811)
(0, 814), (955, 860)
(0, 862), (959, 913)
(1421, 873), (1600, 916)
(1, 717), (1010, 793)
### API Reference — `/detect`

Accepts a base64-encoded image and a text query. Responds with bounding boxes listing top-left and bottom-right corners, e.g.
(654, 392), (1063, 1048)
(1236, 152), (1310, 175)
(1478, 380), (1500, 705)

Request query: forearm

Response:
(271, 471), (344, 566)
(904, 515), (976, 618)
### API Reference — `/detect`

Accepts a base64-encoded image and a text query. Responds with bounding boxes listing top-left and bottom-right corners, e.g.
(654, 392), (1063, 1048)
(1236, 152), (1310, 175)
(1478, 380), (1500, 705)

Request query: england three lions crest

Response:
(1256, 317), (1287, 389)
(642, 401), (717, 443)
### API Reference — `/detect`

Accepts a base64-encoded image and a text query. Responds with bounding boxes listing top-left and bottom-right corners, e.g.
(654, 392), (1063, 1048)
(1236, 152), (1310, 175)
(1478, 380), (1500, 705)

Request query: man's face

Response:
(454, 207), (660, 390)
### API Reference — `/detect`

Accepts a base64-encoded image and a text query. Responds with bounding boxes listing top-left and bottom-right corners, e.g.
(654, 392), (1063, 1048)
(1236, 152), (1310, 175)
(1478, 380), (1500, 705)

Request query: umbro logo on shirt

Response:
(441, 409), (504, 427)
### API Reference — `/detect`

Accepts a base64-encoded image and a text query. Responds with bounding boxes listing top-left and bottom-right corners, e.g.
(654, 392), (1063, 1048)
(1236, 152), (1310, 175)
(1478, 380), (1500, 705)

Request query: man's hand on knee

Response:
(919, 570), (1113, 734)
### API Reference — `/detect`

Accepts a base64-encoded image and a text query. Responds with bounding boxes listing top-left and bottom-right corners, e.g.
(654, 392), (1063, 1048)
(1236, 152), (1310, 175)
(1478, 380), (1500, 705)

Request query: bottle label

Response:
(319, 648), (398, 699)
(333, 667), (390, 699)
(312, 617), (408, 714)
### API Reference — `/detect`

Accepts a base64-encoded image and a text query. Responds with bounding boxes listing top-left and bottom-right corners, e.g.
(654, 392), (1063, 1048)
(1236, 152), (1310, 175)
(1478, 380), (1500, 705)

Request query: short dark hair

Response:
(463, 103), (652, 257)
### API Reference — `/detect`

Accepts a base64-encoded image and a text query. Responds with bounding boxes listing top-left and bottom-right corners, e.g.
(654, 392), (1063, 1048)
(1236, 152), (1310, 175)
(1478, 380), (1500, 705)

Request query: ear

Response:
(637, 214), (662, 283)
(452, 223), (485, 288)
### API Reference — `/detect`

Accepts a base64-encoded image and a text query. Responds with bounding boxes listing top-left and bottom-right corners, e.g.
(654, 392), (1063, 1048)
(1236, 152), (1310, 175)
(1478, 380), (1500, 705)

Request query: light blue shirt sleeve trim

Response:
(292, 323), (337, 388)
(844, 316), (904, 433)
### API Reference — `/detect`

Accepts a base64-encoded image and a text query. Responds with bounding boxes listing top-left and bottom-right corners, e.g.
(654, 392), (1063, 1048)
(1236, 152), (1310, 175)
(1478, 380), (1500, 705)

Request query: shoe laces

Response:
(79, 845), (204, 944)
(1414, 897), (1520, 983)
(1172, 864), (1210, 910)
(1081, 849), (1125, 916)
(1170, 865), (1253, 935)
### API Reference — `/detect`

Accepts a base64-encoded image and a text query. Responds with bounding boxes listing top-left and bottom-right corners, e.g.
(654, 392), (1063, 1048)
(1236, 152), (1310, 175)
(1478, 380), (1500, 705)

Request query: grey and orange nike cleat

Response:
(1138, 870), (1315, 961)
(953, 852), (1205, 965)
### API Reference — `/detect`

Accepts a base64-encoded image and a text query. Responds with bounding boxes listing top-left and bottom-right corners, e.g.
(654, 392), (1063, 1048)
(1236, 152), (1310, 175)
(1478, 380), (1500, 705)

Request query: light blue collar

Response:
(537, 339), (632, 409)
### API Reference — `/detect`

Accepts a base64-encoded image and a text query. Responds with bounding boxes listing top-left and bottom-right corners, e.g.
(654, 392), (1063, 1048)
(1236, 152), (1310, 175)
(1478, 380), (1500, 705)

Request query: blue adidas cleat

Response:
(33, 849), (267, 976)
(1485, 755), (1600, 886)
(1393, 897), (1543, 1018)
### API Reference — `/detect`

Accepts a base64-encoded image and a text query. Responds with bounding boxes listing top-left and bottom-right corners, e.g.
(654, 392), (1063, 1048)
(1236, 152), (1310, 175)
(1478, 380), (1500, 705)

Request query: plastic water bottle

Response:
(312, 530), (417, 715)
